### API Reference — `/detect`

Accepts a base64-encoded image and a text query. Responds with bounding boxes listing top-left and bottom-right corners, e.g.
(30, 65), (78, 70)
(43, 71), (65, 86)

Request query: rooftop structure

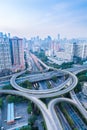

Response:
(7, 103), (14, 124)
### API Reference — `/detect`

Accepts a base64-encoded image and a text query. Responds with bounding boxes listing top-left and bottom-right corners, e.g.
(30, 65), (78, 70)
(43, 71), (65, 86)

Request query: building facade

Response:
(0, 32), (12, 73)
(10, 37), (25, 71)
(73, 43), (87, 59)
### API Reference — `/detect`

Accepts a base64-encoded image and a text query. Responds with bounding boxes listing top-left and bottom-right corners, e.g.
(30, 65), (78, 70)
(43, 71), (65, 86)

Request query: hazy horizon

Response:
(0, 0), (87, 39)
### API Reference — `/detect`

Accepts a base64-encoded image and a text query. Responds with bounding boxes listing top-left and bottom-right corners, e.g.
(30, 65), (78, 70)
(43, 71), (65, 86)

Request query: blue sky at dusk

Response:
(0, 0), (87, 38)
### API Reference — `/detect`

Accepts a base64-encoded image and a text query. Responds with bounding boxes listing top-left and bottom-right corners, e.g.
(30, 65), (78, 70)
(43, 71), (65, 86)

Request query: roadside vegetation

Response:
(75, 70), (87, 93)
(19, 80), (32, 89)
(46, 81), (52, 89)
(58, 103), (78, 130)
(0, 98), (3, 108)
(21, 101), (46, 130)
(2, 84), (13, 90)
(51, 76), (58, 82)
(27, 101), (33, 114)
(6, 95), (27, 103)
(72, 105), (87, 124)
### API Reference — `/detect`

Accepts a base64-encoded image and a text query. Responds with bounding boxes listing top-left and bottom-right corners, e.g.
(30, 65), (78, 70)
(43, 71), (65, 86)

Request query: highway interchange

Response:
(0, 53), (87, 130)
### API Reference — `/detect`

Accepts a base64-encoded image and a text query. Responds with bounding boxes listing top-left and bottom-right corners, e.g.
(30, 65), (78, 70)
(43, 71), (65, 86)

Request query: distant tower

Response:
(58, 34), (60, 40)
(8, 33), (10, 38)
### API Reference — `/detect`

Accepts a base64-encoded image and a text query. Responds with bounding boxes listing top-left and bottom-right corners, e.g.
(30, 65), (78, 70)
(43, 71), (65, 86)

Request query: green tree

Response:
(61, 62), (73, 69)
(6, 95), (15, 103)
(3, 85), (13, 90)
(20, 80), (32, 89)
(0, 98), (3, 108)
(20, 125), (32, 130)
(6, 95), (27, 103)
(27, 105), (32, 114)
(52, 76), (57, 82)
(28, 115), (37, 126)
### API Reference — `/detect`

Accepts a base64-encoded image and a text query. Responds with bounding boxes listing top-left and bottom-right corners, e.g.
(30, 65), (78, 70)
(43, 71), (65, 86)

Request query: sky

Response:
(0, 0), (87, 39)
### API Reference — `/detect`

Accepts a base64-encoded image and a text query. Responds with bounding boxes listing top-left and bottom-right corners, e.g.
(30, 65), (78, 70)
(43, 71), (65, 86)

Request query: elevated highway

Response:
(10, 69), (78, 98)
(16, 70), (67, 83)
(70, 90), (87, 120)
(69, 66), (87, 120)
(0, 53), (87, 130)
(48, 97), (87, 130)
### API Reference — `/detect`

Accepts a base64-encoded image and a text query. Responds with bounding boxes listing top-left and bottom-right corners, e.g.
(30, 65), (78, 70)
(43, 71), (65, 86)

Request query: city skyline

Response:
(0, 0), (87, 39)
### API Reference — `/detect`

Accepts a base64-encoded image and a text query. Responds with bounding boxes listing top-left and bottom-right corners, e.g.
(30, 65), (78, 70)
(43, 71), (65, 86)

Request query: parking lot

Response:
(1, 101), (29, 130)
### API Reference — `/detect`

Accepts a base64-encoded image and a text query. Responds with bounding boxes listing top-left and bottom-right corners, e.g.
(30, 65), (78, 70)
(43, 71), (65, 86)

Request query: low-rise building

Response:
(7, 103), (14, 124)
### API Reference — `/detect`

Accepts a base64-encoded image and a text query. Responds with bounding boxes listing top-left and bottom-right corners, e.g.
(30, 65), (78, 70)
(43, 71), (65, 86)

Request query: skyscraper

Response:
(10, 37), (25, 71)
(73, 42), (87, 59)
(0, 32), (12, 73)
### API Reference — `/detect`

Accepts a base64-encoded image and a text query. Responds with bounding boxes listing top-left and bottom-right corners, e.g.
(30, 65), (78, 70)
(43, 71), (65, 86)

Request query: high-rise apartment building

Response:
(0, 33), (12, 73)
(10, 37), (25, 71)
(73, 43), (87, 59)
